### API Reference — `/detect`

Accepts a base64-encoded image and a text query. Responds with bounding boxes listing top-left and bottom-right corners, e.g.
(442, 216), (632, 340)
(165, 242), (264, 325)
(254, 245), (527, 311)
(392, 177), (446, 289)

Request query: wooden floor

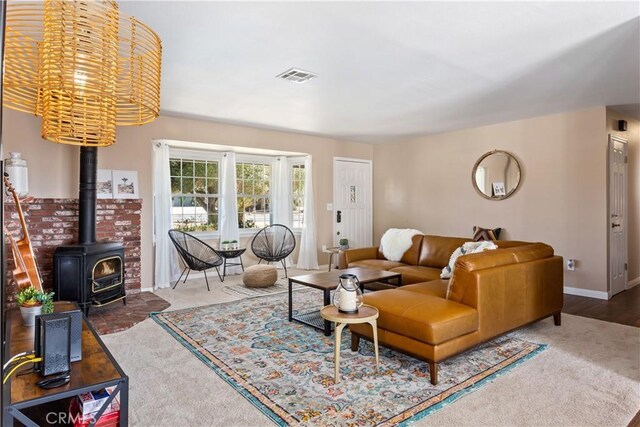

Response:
(563, 284), (640, 327)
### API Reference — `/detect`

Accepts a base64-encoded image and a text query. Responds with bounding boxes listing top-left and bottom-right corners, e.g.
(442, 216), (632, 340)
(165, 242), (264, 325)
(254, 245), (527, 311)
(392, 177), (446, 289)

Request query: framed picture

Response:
(492, 182), (506, 197)
(112, 170), (139, 199)
(97, 170), (113, 199)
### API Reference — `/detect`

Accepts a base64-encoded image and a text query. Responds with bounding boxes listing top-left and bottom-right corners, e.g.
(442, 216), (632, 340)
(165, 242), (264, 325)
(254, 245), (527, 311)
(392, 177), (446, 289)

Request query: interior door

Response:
(333, 158), (372, 249)
(608, 134), (628, 297)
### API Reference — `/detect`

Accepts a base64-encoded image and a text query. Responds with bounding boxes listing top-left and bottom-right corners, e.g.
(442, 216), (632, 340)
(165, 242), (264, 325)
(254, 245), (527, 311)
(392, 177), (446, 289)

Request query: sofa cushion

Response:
(350, 259), (407, 271)
(447, 243), (554, 304)
(441, 241), (498, 279)
(400, 280), (448, 298)
(363, 289), (479, 345)
(495, 240), (529, 249)
(418, 235), (469, 268)
(389, 266), (441, 284)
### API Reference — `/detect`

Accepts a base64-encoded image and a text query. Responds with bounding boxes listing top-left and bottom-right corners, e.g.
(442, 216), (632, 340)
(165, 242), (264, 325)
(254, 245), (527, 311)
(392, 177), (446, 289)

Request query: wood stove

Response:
(53, 147), (127, 315)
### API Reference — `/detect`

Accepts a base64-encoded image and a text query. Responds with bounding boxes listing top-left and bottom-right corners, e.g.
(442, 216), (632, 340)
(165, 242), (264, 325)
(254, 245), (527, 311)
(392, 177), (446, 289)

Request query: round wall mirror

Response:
(472, 150), (521, 200)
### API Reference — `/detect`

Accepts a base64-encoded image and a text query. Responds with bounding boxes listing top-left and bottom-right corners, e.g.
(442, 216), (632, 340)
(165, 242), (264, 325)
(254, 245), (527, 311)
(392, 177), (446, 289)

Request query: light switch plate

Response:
(326, 203), (333, 211)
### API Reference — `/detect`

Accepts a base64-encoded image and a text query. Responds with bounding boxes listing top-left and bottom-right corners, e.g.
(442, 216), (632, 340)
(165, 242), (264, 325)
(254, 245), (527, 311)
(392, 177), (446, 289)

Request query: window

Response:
(170, 158), (219, 232)
(291, 163), (305, 229)
(236, 161), (271, 229)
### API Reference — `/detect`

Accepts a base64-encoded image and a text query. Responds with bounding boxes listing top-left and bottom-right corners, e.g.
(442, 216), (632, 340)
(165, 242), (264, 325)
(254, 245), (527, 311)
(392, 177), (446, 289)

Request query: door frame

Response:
(607, 134), (628, 296)
(332, 157), (373, 247)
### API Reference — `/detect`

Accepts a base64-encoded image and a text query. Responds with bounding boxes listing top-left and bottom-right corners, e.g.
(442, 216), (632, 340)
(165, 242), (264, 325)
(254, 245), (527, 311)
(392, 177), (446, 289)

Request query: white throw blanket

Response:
(380, 228), (423, 262)
(441, 241), (498, 279)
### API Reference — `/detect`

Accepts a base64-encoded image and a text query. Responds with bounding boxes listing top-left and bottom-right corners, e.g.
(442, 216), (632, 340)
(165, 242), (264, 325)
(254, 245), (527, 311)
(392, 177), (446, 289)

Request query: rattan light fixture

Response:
(3, 0), (161, 147)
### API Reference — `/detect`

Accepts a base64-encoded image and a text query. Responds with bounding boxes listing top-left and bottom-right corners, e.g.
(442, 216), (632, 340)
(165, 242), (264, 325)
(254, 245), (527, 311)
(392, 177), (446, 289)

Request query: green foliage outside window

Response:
(170, 158), (219, 231)
(236, 162), (271, 229)
(291, 164), (305, 228)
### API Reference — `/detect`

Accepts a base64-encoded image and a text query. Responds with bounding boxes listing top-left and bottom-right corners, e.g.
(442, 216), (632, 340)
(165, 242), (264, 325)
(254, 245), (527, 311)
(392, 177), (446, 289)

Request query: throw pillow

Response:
(380, 228), (423, 262)
(472, 226), (502, 242)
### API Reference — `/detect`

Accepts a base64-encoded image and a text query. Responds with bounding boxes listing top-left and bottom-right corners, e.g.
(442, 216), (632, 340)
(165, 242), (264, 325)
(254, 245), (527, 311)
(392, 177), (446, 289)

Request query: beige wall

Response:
(2, 108), (373, 289)
(373, 107), (609, 293)
(606, 108), (640, 285)
(5, 105), (634, 294)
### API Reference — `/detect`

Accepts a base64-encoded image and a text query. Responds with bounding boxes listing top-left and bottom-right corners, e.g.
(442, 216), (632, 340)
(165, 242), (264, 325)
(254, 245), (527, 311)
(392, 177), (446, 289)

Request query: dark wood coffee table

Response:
(288, 267), (402, 336)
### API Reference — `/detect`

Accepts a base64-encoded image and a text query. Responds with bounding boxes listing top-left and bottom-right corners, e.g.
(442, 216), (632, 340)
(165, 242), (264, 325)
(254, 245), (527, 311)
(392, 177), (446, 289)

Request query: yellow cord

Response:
(3, 352), (34, 370)
(2, 357), (41, 384)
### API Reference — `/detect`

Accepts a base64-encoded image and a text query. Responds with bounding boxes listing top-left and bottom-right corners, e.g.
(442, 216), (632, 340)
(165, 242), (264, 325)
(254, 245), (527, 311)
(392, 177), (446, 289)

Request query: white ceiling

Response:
(119, 1), (640, 143)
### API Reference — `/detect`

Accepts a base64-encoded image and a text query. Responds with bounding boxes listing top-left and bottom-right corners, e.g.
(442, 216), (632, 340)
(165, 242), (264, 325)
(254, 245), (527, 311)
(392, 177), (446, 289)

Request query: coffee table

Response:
(288, 267), (401, 336)
(321, 304), (379, 383)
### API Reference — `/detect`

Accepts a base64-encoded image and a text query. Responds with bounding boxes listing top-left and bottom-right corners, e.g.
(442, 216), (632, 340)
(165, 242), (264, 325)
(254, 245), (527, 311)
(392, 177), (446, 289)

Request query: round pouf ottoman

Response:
(243, 264), (278, 288)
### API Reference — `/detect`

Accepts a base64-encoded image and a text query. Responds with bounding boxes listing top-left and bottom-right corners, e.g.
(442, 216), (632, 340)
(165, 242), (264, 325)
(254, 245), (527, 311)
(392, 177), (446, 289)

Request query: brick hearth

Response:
(3, 198), (142, 302)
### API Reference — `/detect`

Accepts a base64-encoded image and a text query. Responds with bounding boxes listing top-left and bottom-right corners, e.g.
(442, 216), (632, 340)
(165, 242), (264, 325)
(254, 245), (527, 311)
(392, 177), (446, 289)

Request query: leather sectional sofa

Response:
(341, 235), (563, 385)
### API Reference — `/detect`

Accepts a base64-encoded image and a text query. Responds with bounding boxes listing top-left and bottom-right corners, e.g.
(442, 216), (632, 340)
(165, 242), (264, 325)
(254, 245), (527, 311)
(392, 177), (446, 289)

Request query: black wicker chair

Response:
(250, 224), (296, 278)
(168, 229), (224, 291)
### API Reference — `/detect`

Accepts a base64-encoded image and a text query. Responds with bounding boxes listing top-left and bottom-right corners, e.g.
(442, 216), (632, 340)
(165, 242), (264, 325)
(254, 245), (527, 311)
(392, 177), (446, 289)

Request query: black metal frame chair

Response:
(168, 229), (224, 291)
(250, 224), (296, 278)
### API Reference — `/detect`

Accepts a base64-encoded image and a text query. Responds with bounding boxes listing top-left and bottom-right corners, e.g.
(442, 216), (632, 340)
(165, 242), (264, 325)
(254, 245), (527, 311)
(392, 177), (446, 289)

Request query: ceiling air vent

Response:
(276, 68), (318, 83)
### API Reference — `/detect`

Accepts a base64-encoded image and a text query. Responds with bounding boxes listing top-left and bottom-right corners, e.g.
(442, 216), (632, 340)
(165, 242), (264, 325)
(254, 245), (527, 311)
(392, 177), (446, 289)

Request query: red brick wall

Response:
(4, 198), (142, 302)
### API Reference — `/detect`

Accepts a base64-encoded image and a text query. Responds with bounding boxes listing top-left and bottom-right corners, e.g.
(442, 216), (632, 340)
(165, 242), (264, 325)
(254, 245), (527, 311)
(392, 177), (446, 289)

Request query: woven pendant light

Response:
(3, 0), (162, 147)
(116, 16), (162, 126)
(40, 0), (120, 146)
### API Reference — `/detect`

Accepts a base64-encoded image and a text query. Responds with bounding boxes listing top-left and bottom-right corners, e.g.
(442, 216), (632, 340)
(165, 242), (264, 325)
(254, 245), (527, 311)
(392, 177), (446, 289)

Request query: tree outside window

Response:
(170, 158), (219, 232)
(236, 162), (271, 229)
(291, 164), (305, 228)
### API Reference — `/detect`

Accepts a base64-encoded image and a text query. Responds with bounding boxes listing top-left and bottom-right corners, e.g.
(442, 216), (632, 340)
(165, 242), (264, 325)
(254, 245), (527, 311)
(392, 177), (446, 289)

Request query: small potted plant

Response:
(221, 240), (230, 250)
(16, 286), (55, 326)
(339, 238), (349, 250)
(230, 239), (238, 250)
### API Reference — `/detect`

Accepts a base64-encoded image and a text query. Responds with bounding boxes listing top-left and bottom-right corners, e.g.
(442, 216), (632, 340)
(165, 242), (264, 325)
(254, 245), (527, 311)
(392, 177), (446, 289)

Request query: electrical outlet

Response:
(322, 245), (327, 252)
(567, 259), (575, 271)
(326, 203), (333, 211)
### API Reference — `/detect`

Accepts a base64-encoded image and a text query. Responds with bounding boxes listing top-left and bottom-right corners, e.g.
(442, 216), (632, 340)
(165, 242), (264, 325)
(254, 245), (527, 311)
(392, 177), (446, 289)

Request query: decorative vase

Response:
(5, 152), (29, 196)
(19, 304), (42, 326)
(339, 244), (349, 250)
(333, 273), (363, 314)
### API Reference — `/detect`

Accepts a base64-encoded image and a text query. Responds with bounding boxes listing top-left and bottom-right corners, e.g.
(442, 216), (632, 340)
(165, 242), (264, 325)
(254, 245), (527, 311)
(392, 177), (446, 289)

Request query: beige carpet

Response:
(102, 270), (640, 426)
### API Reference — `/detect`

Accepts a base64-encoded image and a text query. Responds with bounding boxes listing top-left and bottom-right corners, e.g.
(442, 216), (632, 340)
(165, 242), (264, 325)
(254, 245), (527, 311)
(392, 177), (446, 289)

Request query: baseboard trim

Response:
(564, 286), (609, 300)
(140, 286), (154, 293)
(628, 277), (640, 288)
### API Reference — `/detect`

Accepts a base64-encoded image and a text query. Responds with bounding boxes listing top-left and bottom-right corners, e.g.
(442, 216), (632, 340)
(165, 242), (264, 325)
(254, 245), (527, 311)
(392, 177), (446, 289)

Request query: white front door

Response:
(608, 134), (628, 297)
(333, 158), (372, 249)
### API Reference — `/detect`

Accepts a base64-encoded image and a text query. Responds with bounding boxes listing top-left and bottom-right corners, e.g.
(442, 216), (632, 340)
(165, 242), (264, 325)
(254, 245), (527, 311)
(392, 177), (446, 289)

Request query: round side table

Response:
(214, 248), (246, 278)
(320, 304), (379, 383)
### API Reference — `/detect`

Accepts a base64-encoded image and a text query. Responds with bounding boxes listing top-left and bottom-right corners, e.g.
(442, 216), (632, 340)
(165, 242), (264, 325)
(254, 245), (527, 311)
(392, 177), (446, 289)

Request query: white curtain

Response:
(153, 142), (180, 289)
(219, 152), (241, 273)
(272, 156), (293, 267)
(297, 155), (319, 269)
(272, 156), (291, 226)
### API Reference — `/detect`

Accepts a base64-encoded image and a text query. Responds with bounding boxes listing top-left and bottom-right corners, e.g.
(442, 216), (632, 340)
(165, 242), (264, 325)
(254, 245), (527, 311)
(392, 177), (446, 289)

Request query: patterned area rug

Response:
(151, 291), (546, 426)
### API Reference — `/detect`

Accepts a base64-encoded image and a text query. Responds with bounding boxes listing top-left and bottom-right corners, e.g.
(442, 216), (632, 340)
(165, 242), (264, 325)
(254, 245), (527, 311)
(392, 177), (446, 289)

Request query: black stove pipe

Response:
(78, 146), (97, 245)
